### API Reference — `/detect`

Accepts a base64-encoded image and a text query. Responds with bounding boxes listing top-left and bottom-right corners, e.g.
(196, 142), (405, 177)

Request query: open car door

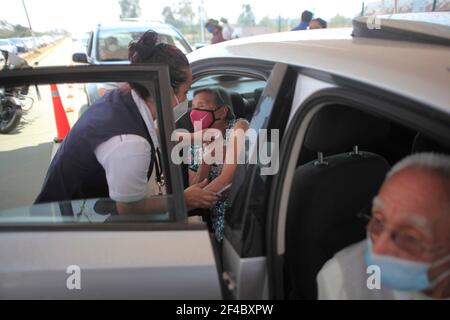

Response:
(0, 65), (221, 299)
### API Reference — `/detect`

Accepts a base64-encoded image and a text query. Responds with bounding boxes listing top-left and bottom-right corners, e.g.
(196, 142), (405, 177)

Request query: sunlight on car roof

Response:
(376, 12), (450, 27)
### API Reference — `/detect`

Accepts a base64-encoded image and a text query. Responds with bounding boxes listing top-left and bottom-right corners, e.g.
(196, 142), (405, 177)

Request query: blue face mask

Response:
(365, 238), (450, 292)
(207, 26), (214, 33)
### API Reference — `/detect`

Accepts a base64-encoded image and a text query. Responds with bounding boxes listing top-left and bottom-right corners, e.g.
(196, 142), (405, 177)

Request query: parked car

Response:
(72, 21), (193, 108)
(0, 39), (17, 55)
(9, 38), (28, 53)
(21, 37), (36, 51)
(0, 14), (449, 299)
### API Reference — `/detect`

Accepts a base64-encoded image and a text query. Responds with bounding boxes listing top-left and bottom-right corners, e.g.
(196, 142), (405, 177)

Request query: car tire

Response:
(0, 103), (22, 134)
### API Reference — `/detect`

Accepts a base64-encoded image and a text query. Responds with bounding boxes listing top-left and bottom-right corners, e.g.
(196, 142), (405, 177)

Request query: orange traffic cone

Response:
(50, 83), (71, 143)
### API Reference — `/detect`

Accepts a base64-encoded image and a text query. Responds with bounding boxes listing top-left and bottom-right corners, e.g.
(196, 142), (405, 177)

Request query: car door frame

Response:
(0, 64), (222, 299)
(190, 59), (300, 299)
(264, 67), (450, 299)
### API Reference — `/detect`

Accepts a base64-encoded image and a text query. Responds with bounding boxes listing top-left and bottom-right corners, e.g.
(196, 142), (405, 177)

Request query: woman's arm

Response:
(205, 119), (249, 193)
(188, 141), (212, 186)
(189, 163), (211, 185)
(184, 129), (223, 186)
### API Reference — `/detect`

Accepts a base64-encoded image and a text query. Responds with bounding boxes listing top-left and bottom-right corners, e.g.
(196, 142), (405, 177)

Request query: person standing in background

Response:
(291, 10), (314, 31)
(206, 19), (225, 44)
(309, 18), (328, 29)
(220, 17), (234, 40)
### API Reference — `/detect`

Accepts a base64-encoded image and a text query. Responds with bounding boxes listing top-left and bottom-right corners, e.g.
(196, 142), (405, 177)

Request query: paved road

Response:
(0, 38), (85, 210)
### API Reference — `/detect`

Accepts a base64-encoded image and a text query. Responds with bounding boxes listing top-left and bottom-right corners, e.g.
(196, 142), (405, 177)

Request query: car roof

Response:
(96, 21), (179, 33)
(188, 25), (450, 114)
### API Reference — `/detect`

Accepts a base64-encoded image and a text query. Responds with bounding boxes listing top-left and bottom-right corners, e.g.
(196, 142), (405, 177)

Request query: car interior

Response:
(283, 103), (450, 300)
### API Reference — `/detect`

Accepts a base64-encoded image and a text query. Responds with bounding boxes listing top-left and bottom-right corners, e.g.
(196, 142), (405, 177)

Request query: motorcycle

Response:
(0, 49), (35, 134)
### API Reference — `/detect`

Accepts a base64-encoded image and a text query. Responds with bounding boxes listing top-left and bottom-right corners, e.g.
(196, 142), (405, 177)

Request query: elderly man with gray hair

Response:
(317, 152), (450, 300)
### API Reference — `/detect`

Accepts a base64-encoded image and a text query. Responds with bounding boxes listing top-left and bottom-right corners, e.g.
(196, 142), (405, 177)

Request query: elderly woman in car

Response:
(317, 152), (450, 299)
(188, 88), (249, 242)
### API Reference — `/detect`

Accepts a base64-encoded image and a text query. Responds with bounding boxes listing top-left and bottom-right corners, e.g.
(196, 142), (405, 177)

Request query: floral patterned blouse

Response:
(189, 119), (238, 242)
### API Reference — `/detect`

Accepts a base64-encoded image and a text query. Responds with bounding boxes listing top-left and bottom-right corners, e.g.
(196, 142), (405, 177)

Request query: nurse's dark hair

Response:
(128, 30), (189, 99)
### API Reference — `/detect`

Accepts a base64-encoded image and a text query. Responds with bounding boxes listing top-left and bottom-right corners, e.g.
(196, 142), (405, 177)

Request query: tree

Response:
(0, 20), (42, 38)
(237, 4), (256, 27)
(258, 16), (273, 28)
(118, 0), (141, 19)
(162, 6), (179, 27)
(328, 14), (352, 28)
(258, 16), (292, 32)
(175, 0), (195, 25)
(13, 24), (32, 37)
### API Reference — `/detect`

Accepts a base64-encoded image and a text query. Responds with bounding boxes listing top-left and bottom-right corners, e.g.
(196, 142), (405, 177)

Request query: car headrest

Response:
(412, 132), (450, 154)
(254, 88), (264, 105)
(304, 106), (390, 153)
(230, 92), (247, 119)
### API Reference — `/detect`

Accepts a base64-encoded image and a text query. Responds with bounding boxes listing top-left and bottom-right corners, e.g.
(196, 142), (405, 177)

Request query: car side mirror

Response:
(72, 53), (88, 63)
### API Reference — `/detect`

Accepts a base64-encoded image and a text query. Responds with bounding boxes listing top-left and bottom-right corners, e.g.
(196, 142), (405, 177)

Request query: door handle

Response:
(222, 271), (236, 291)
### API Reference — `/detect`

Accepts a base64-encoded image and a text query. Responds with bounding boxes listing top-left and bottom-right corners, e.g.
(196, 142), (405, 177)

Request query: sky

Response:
(0, 0), (365, 33)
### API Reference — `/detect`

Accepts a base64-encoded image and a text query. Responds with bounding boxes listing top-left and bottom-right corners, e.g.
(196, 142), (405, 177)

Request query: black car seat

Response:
(230, 92), (249, 120)
(245, 87), (264, 120)
(254, 87), (263, 106)
(412, 132), (450, 154)
(285, 105), (391, 300)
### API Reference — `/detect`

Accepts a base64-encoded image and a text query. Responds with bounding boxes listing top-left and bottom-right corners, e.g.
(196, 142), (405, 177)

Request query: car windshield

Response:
(97, 28), (189, 61)
(0, 40), (9, 45)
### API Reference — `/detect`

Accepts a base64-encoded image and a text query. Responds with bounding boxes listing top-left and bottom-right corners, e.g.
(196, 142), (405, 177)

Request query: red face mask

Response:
(190, 108), (219, 131)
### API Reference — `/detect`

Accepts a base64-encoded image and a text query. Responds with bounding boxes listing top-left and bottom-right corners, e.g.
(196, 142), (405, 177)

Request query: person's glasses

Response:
(357, 211), (441, 256)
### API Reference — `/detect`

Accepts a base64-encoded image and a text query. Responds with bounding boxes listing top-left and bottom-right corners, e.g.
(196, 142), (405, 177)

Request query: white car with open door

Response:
(0, 13), (449, 299)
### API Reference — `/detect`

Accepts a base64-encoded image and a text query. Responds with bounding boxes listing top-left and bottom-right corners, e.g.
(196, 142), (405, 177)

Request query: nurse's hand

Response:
(173, 128), (222, 145)
(184, 179), (219, 211)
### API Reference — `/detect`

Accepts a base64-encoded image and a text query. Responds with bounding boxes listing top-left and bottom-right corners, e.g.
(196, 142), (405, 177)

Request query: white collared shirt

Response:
(94, 90), (159, 203)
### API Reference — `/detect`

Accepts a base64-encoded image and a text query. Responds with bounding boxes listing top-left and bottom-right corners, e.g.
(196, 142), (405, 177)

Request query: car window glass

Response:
(0, 73), (180, 225)
(191, 75), (266, 99)
(189, 75), (266, 123)
(171, 37), (189, 54)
